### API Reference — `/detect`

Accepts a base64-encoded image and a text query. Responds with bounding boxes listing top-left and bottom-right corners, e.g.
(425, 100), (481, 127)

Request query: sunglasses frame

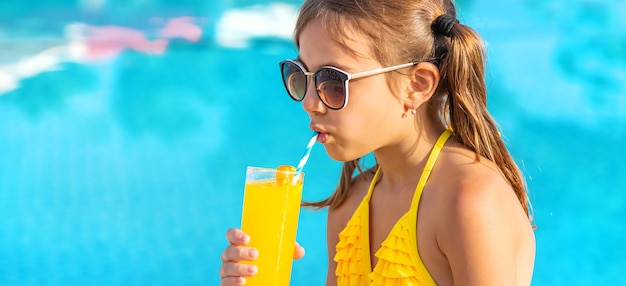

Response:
(280, 59), (418, 110)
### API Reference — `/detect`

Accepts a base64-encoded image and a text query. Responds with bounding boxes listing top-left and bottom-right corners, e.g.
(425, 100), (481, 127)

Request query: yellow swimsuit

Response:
(334, 129), (452, 286)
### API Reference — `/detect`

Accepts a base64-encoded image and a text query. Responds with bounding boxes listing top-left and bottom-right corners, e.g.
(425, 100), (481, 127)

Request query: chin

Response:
(323, 145), (361, 162)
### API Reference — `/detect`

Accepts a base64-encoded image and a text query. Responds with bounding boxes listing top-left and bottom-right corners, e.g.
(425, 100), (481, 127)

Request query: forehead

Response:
(297, 18), (375, 71)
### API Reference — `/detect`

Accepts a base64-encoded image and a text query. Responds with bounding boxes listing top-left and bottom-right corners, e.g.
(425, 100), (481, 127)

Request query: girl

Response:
(220, 0), (535, 285)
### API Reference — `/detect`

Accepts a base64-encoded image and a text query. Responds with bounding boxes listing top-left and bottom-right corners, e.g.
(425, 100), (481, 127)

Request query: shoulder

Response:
(434, 144), (527, 234)
(428, 144), (534, 284)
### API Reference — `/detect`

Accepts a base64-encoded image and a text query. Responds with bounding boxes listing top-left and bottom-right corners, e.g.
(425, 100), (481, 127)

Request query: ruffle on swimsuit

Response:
(334, 129), (453, 286)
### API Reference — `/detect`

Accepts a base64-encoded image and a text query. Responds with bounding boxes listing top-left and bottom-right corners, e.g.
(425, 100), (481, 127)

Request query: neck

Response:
(373, 119), (445, 190)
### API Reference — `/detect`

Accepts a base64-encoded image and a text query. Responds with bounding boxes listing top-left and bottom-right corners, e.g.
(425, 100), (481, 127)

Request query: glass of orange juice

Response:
(240, 165), (303, 286)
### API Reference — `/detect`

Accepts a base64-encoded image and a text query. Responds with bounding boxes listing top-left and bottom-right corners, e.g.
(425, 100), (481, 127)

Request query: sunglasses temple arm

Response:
(350, 62), (418, 80)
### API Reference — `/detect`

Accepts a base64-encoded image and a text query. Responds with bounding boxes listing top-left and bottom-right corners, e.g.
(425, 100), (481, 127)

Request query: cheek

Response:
(345, 85), (405, 137)
(347, 81), (404, 128)
(352, 77), (402, 112)
(317, 113), (368, 161)
(329, 112), (379, 158)
(324, 78), (404, 159)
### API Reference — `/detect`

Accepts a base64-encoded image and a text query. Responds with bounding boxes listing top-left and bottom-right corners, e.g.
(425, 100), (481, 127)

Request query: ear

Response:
(404, 62), (440, 109)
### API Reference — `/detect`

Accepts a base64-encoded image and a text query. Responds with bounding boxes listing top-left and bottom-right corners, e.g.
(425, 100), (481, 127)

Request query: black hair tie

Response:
(432, 14), (459, 37)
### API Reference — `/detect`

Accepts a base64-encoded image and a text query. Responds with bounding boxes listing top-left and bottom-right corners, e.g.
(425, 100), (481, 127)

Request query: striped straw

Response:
(296, 131), (319, 173)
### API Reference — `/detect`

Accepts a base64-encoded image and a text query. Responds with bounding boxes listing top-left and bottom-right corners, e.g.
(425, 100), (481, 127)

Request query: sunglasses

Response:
(279, 59), (418, 110)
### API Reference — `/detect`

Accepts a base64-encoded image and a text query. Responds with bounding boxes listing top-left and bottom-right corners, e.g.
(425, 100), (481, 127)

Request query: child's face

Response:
(297, 19), (410, 162)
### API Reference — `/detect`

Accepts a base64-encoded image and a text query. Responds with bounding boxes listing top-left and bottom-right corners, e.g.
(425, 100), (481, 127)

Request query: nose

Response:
(302, 78), (326, 114)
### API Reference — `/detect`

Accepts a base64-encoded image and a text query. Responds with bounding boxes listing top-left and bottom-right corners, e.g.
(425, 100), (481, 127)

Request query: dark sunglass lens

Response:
(281, 62), (307, 101)
(316, 69), (346, 109)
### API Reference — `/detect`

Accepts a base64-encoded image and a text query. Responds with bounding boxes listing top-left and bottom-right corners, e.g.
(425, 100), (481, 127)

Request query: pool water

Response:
(0, 0), (624, 285)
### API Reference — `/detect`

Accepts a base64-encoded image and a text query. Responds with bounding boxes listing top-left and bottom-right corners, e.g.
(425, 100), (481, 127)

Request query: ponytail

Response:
(434, 21), (532, 218)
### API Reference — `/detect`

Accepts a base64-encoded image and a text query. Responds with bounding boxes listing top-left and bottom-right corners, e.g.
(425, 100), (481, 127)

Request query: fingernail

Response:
(248, 249), (258, 259)
(247, 265), (258, 275)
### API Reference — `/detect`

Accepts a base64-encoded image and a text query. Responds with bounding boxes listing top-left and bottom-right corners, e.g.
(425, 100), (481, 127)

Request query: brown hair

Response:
(296, 0), (531, 218)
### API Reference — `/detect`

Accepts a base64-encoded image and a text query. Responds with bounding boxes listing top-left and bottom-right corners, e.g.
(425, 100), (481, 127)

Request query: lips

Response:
(310, 124), (329, 144)
(316, 132), (329, 143)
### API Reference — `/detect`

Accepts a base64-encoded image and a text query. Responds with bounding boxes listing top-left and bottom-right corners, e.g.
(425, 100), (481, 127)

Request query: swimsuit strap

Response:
(366, 129), (453, 285)
(364, 167), (382, 201)
(365, 129), (452, 209)
(410, 129), (453, 210)
(411, 129), (452, 212)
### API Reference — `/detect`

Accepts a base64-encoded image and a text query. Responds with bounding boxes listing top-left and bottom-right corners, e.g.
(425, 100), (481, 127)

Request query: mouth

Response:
(316, 132), (329, 144)
(310, 125), (329, 144)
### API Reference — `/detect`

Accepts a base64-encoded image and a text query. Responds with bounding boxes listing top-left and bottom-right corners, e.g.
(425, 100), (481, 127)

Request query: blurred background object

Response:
(0, 0), (624, 285)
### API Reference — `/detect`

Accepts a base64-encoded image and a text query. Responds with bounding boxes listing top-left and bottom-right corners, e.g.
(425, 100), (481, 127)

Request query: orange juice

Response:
(241, 166), (303, 286)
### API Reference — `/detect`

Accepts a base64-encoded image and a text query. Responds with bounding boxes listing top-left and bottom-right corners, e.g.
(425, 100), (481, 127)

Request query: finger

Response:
(220, 261), (258, 278)
(294, 242), (306, 260)
(226, 228), (250, 245)
(219, 276), (246, 286)
(221, 245), (258, 262)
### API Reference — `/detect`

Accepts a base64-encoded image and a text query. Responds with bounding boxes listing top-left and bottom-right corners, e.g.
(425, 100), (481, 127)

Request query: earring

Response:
(409, 101), (416, 115)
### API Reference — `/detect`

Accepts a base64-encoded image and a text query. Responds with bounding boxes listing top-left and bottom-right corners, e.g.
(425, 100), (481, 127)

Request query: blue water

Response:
(0, 0), (624, 285)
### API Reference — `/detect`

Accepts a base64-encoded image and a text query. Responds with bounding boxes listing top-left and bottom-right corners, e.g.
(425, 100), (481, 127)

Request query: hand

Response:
(219, 228), (258, 285)
(218, 228), (306, 286)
